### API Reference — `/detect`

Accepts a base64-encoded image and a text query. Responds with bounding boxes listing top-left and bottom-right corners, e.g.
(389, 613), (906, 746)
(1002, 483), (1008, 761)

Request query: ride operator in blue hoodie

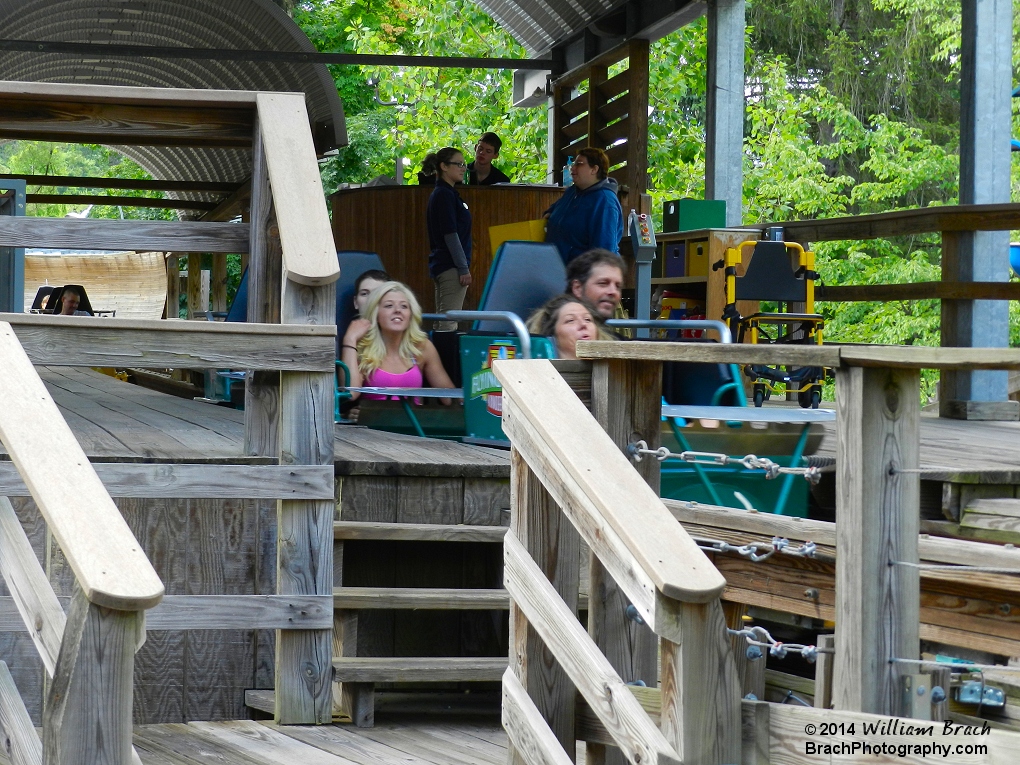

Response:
(544, 147), (624, 265)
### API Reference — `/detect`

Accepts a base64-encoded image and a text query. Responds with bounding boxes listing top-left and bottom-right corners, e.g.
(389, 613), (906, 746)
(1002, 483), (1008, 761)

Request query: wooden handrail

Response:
(504, 533), (682, 765)
(256, 92), (340, 288)
(577, 339), (1020, 370)
(493, 359), (725, 608)
(817, 281), (1020, 302)
(744, 202), (1020, 241)
(0, 323), (163, 611)
(0, 312), (336, 371)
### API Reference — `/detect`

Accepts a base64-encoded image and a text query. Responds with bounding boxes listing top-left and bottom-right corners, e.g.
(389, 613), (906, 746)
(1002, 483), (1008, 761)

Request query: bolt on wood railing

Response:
(493, 358), (741, 765)
(0, 323), (164, 765)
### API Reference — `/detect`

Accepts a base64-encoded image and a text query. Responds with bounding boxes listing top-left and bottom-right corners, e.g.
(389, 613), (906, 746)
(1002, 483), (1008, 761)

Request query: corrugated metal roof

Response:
(473, 0), (627, 55)
(0, 0), (346, 197)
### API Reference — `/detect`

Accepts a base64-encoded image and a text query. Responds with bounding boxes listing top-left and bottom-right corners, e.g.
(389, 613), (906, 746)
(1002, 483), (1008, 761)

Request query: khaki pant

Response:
(433, 268), (468, 331)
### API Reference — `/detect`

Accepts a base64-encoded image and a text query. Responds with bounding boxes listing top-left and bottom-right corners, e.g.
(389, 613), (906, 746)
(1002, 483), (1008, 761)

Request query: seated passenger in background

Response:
(345, 268), (390, 340)
(468, 132), (511, 185)
(527, 294), (608, 361)
(57, 287), (91, 316)
(565, 248), (625, 320)
(340, 281), (456, 403)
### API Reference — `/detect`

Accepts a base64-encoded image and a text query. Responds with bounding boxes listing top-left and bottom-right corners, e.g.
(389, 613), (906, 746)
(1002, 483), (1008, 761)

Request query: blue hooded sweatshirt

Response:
(544, 176), (624, 264)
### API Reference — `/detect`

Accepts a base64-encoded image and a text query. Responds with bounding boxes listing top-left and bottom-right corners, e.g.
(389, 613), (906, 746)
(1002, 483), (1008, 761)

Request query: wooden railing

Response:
(492, 358), (739, 764)
(0, 322), (163, 764)
(493, 341), (1020, 764)
(742, 203), (1020, 304)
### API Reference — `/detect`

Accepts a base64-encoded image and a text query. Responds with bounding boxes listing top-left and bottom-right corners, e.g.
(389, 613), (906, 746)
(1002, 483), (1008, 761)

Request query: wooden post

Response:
(244, 118), (282, 458)
(165, 253), (179, 319)
(659, 600), (742, 765)
(275, 278), (336, 725)
(185, 252), (202, 319)
(43, 586), (141, 765)
(834, 365), (920, 715)
(625, 40), (649, 198)
(508, 447), (580, 763)
(724, 602), (765, 700)
(211, 252), (228, 313)
(813, 633), (835, 709)
(588, 358), (661, 765)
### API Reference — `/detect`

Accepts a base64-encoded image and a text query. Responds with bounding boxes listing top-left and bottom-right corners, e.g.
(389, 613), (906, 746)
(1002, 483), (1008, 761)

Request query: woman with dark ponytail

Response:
(425, 146), (472, 331)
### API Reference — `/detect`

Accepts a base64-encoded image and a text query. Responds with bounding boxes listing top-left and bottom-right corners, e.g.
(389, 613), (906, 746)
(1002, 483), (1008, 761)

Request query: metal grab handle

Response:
(605, 319), (732, 344)
(423, 310), (532, 359)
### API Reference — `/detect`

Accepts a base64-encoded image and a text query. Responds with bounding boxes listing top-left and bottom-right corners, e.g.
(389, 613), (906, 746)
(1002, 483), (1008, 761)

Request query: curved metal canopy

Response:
(0, 0), (346, 191)
(473, 0), (629, 55)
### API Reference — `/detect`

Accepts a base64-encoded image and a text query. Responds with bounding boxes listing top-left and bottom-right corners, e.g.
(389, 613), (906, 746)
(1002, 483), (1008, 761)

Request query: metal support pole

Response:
(940, 0), (1015, 419)
(706, 0), (745, 227)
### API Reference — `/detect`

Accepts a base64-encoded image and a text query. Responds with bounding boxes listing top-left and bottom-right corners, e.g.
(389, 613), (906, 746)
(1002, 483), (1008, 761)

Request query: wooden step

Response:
(244, 688), (275, 716)
(334, 587), (510, 610)
(332, 657), (508, 683)
(334, 520), (507, 543)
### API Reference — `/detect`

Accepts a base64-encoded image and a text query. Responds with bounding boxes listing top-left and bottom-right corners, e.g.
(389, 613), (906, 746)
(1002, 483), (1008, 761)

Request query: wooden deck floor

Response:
(129, 717), (582, 765)
(814, 409), (1020, 481)
(13, 366), (1018, 478)
(2, 366), (510, 477)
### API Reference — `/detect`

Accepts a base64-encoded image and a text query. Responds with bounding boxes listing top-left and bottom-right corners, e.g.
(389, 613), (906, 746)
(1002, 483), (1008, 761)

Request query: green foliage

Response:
(0, 141), (175, 220)
(297, 0), (548, 189)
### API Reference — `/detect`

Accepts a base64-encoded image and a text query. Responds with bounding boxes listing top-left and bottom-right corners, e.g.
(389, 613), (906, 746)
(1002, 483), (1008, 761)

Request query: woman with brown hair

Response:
(544, 146), (624, 265)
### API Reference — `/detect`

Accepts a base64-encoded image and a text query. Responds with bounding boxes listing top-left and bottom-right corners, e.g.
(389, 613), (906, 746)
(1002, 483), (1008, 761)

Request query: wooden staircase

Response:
(329, 506), (512, 726)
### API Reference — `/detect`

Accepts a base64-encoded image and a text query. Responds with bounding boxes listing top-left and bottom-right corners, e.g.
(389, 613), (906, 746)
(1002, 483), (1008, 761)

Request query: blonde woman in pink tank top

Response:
(340, 281), (456, 405)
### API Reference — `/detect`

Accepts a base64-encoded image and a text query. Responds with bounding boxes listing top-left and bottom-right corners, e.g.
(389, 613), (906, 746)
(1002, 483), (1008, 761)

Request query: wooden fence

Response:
(495, 341), (1020, 763)
(0, 321), (164, 764)
(0, 81), (341, 761)
(493, 358), (739, 764)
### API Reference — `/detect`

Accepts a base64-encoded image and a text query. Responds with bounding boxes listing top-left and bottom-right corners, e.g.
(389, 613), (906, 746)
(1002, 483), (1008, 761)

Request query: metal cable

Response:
(628, 441), (822, 484)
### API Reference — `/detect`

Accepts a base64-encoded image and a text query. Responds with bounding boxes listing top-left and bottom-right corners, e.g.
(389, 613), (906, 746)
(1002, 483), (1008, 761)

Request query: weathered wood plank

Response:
(0, 100), (253, 148)
(0, 497), (65, 676)
(748, 202), (1020, 241)
(0, 464), (333, 499)
(577, 339), (840, 368)
(578, 339), (1020, 370)
(504, 532), (680, 765)
(0, 660), (41, 765)
(0, 80), (259, 106)
(659, 600), (741, 765)
(244, 115), (281, 460)
(667, 498), (1020, 571)
(508, 449), (579, 762)
(840, 345), (1020, 370)
(494, 359), (724, 610)
(274, 270), (336, 724)
(588, 358), (661, 697)
(1, 312), (334, 371)
(0, 325), (162, 611)
(143, 595), (332, 630)
(256, 93), (340, 288)
(333, 587), (509, 610)
(43, 588), (140, 765)
(0, 217), (247, 253)
(331, 657), (507, 683)
(502, 670), (575, 765)
(334, 520), (507, 543)
(834, 366), (920, 715)
(818, 281), (1020, 302)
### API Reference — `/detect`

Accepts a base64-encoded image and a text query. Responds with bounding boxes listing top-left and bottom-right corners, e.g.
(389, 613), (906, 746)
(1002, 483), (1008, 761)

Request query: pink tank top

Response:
(363, 362), (423, 400)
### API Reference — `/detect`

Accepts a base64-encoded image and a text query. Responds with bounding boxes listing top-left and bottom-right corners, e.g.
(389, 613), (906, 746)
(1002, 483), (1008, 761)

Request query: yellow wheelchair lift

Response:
(719, 240), (827, 408)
